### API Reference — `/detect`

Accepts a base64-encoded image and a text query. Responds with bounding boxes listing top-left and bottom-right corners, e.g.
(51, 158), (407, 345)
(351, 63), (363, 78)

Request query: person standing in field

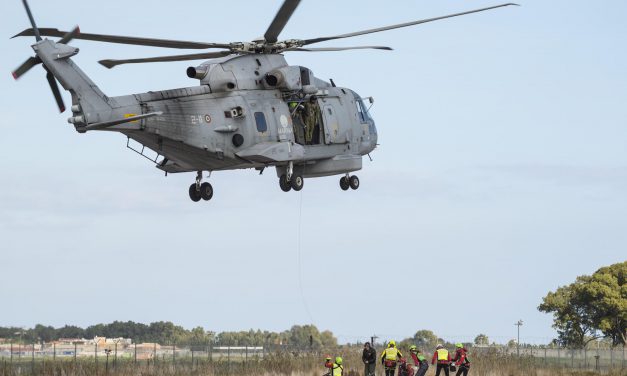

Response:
(431, 344), (451, 376)
(380, 340), (403, 376)
(362, 342), (377, 376)
(409, 345), (429, 376)
(333, 356), (344, 376)
(451, 343), (471, 376)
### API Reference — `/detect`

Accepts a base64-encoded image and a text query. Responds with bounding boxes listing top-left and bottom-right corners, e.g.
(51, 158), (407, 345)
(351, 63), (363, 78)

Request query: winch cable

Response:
(296, 163), (315, 325)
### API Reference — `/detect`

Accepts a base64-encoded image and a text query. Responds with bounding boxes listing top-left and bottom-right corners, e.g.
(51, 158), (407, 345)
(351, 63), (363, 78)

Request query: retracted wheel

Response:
(188, 183), (201, 202)
(291, 175), (304, 191)
(349, 175), (360, 190)
(200, 182), (213, 201)
(339, 176), (349, 191)
(279, 174), (292, 192)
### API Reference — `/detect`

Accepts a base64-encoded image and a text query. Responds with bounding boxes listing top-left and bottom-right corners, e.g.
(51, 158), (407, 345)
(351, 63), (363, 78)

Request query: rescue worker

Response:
(431, 344), (451, 376)
(324, 355), (334, 369)
(362, 342), (377, 376)
(409, 346), (429, 376)
(333, 356), (344, 376)
(451, 343), (470, 376)
(289, 101), (306, 144)
(380, 340), (403, 376)
(302, 96), (320, 144)
(398, 358), (413, 376)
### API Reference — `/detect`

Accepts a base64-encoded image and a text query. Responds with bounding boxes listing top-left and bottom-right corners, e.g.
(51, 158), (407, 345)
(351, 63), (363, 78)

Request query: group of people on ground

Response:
(326, 341), (470, 376)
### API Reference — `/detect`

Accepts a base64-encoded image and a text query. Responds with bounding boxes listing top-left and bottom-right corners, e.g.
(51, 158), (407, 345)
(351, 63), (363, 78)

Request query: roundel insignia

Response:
(280, 114), (288, 128)
(204, 114), (211, 123)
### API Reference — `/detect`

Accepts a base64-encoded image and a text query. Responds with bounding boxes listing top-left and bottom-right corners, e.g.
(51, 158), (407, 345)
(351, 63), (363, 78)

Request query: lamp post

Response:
(515, 320), (523, 357)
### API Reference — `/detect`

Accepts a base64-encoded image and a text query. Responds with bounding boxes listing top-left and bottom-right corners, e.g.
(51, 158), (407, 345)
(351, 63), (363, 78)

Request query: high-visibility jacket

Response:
(431, 349), (451, 365)
(382, 347), (402, 361)
(333, 364), (343, 376)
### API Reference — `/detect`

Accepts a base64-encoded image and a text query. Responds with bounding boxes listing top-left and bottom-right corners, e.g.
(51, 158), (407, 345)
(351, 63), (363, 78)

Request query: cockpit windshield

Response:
(352, 91), (371, 123)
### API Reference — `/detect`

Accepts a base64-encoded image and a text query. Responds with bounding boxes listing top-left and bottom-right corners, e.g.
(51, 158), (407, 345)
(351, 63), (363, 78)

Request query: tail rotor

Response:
(12, 0), (79, 113)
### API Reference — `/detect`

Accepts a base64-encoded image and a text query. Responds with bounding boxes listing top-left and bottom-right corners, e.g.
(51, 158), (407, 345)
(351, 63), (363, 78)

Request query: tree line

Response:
(0, 323), (337, 348)
(538, 261), (625, 348)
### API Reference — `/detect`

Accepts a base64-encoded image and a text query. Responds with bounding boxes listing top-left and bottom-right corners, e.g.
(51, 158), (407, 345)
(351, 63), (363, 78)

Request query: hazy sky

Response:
(1, 0), (625, 345)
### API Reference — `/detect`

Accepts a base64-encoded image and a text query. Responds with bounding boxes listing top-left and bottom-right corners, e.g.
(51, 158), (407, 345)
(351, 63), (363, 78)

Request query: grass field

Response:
(1, 351), (624, 376)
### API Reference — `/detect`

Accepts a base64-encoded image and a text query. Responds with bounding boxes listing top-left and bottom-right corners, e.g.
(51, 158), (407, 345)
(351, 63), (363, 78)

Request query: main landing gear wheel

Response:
(200, 182), (213, 201)
(279, 174), (292, 192)
(349, 175), (360, 190)
(339, 176), (350, 191)
(189, 184), (201, 202)
(291, 175), (304, 191)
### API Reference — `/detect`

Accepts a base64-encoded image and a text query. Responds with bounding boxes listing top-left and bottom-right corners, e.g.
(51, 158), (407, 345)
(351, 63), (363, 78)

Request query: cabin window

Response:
(254, 112), (267, 132)
(355, 99), (370, 123)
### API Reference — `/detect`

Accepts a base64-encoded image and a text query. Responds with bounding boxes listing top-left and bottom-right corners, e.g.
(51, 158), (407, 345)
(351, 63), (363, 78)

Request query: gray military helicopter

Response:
(12, 0), (517, 202)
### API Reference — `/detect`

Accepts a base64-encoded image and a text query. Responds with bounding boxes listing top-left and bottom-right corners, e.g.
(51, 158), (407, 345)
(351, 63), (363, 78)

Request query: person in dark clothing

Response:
(431, 344), (451, 376)
(451, 343), (470, 376)
(362, 342), (377, 376)
(409, 346), (429, 376)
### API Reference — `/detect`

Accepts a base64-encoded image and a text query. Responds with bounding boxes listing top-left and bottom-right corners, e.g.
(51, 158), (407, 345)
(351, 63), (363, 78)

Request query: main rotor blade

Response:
(57, 26), (81, 45)
(264, 0), (301, 43)
(45, 68), (65, 113)
(301, 3), (519, 46)
(21, 0), (41, 41)
(286, 46), (393, 52)
(13, 28), (231, 50)
(98, 50), (234, 69)
(12, 56), (41, 79)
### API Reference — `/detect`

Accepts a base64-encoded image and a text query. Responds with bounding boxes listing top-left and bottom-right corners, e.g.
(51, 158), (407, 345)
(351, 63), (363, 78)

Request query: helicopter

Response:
(12, 0), (518, 202)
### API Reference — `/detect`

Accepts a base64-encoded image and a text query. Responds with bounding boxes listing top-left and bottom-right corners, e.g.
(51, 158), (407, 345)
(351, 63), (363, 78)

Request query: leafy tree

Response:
(582, 262), (626, 346)
(474, 334), (489, 346)
(538, 261), (626, 348)
(400, 330), (439, 351)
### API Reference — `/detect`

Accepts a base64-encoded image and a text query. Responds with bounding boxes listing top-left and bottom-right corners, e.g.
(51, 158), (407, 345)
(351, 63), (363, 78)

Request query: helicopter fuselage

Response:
(73, 53), (377, 179)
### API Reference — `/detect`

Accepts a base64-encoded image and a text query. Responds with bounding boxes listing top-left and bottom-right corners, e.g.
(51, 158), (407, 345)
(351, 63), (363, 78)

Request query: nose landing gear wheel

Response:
(200, 182), (213, 201)
(189, 184), (201, 202)
(339, 176), (350, 191)
(291, 175), (304, 191)
(349, 175), (360, 190)
(279, 174), (292, 192)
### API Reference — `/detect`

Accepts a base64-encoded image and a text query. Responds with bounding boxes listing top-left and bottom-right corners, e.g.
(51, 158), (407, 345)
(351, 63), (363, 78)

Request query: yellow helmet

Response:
(388, 340), (396, 347)
(335, 356), (343, 365)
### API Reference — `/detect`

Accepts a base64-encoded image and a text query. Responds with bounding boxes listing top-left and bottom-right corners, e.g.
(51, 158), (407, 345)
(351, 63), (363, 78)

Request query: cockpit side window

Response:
(355, 98), (370, 123)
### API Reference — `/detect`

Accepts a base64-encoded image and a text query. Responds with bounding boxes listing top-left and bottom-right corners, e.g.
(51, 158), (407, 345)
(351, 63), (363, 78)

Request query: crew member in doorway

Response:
(362, 342), (377, 376)
(303, 96), (320, 145)
(451, 343), (470, 376)
(380, 340), (403, 376)
(431, 344), (451, 376)
(409, 346), (429, 376)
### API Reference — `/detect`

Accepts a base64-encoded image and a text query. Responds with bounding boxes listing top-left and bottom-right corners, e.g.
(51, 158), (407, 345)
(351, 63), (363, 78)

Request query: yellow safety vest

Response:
(385, 347), (399, 361)
(333, 364), (343, 376)
(437, 349), (449, 361)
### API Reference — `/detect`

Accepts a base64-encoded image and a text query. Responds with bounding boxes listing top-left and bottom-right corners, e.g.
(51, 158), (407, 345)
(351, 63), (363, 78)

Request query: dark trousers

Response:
(385, 367), (396, 376)
(364, 363), (376, 376)
(435, 364), (450, 376)
(455, 366), (469, 376)
(415, 364), (429, 376)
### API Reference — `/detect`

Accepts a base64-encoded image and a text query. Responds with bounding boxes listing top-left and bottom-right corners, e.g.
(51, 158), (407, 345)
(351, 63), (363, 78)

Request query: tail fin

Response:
(33, 39), (117, 120)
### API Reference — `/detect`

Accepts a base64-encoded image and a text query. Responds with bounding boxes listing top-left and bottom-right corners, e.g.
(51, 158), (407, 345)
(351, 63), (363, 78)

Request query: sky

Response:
(0, 0), (625, 345)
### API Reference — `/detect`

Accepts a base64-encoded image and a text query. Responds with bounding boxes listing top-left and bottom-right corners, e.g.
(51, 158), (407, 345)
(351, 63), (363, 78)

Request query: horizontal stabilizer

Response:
(80, 111), (162, 131)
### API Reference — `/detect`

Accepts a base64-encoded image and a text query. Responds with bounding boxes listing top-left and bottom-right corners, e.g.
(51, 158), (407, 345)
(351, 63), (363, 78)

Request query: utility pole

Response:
(515, 320), (523, 357)
(371, 335), (378, 347)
